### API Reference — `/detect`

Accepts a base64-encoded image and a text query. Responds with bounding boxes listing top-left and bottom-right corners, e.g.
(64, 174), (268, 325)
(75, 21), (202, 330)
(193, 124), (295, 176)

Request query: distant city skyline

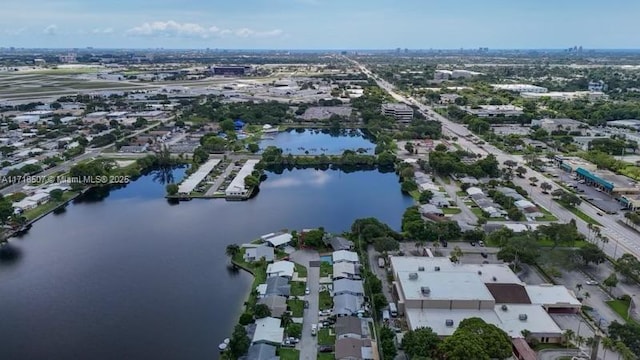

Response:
(2, 0), (640, 49)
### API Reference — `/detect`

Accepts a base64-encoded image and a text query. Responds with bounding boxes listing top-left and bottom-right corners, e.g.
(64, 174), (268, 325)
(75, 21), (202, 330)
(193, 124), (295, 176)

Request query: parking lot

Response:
(545, 167), (624, 214)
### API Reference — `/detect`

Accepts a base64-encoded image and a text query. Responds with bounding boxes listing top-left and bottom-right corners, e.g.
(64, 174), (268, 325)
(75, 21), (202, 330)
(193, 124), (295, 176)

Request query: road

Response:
(290, 250), (320, 360)
(204, 162), (234, 197)
(0, 120), (167, 196)
(350, 58), (640, 261)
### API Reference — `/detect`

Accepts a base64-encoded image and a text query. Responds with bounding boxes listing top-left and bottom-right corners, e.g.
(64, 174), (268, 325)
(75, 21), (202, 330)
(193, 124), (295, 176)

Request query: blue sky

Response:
(2, 0), (639, 49)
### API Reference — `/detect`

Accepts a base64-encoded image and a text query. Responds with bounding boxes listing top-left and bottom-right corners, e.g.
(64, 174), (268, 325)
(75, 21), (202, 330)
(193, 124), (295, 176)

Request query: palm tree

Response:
(587, 223), (594, 240)
(600, 236), (609, 250)
(602, 337), (615, 359)
(226, 244), (240, 262)
(563, 329), (575, 348)
(576, 335), (585, 348)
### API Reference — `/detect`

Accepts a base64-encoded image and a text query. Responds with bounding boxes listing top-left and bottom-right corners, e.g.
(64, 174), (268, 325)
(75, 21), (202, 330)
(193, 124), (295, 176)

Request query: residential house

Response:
(265, 276), (291, 297)
(335, 316), (368, 339)
(246, 343), (279, 360)
(333, 262), (361, 280)
(261, 232), (293, 248)
(266, 261), (295, 279)
(333, 279), (365, 297)
(258, 295), (288, 318)
(327, 236), (353, 251)
(332, 250), (359, 264)
(335, 338), (374, 360)
(244, 245), (275, 263)
(333, 294), (365, 317)
(251, 317), (284, 345)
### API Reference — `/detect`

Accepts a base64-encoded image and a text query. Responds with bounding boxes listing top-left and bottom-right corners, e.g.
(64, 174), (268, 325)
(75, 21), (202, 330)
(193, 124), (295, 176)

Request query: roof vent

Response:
(409, 273), (418, 280)
(445, 319), (454, 327)
(418, 266), (425, 271)
(501, 304), (508, 311)
(492, 276), (497, 281)
(478, 271), (482, 275)
(421, 286), (431, 295)
(519, 314), (528, 321)
(435, 266), (441, 271)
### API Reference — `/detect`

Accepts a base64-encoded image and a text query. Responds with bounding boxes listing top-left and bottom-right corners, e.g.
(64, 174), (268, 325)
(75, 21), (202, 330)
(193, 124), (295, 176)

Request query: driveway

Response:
(290, 250), (320, 360)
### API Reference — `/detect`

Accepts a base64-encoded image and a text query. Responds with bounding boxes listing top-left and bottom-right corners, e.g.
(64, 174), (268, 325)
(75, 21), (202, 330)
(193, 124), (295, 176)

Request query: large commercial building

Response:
(463, 105), (524, 117)
(388, 257), (579, 344)
(212, 66), (250, 76)
(493, 84), (548, 93)
(530, 118), (587, 134)
(381, 103), (414, 123)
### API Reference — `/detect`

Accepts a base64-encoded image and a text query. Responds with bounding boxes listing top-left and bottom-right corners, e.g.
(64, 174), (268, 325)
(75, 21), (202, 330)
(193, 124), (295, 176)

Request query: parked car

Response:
(311, 324), (317, 336)
(471, 242), (477, 247)
(597, 212), (603, 216)
(479, 241), (485, 247)
(441, 240), (448, 248)
(305, 287), (310, 295)
(304, 301), (309, 309)
(586, 280), (598, 285)
(481, 252), (488, 258)
(318, 345), (334, 353)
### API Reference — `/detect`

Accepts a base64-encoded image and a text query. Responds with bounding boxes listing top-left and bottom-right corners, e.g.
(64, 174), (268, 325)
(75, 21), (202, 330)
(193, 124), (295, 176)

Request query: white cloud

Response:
(43, 24), (57, 35)
(126, 20), (283, 39)
(92, 27), (114, 34)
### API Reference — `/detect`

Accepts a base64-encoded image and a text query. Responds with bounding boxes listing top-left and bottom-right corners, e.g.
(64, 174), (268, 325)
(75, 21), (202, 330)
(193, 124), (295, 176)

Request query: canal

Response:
(0, 166), (412, 360)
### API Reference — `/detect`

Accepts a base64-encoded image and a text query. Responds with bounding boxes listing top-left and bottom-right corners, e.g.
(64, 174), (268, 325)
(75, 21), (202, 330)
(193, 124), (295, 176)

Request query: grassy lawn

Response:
(470, 207), (485, 218)
(291, 281), (307, 297)
(278, 348), (300, 360)
(536, 207), (559, 221)
(318, 328), (336, 346)
(232, 250), (267, 309)
(606, 299), (637, 323)
(409, 190), (421, 201)
(442, 207), (462, 215)
(317, 353), (335, 360)
(288, 299), (305, 317)
(320, 262), (333, 277)
(557, 202), (602, 226)
(23, 191), (78, 221)
(319, 291), (333, 310)
(536, 238), (588, 248)
(294, 263), (307, 278)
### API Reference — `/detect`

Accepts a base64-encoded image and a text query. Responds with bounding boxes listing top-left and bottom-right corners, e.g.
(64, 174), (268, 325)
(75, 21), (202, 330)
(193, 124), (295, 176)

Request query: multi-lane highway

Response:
(351, 58), (640, 260)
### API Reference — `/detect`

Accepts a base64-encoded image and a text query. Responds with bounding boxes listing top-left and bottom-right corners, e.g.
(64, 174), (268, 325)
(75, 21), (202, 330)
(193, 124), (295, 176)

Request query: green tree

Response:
(225, 244), (240, 261)
(239, 312), (254, 325)
(372, 293), (388, 313)
(373, 237), (400, 253)
(402, 327), (441, 359)
(220, 119), (235, 132)
(228, 324), (250, 359)
(401, 179), (418, 194)
(286, 323), (302, 338)
(418, 190), (433, 204)
(515, 166), (527, 178)
(540, 182), (552, 193)
(577, 243), (606, 266)
(379, 326), (398, 359)
(244, 175), (260, 188)
(253, 304), (271, 319)
(302, 229), (325, 248)
(247, 143), (260, 153)
(615, 253), (640, 280)
(404, 142), (414, 154)
(603, 273), (619, 291)
(559, 192), (582, 208)
(49, 189), (64, 202)
(166, 183), (179, 196)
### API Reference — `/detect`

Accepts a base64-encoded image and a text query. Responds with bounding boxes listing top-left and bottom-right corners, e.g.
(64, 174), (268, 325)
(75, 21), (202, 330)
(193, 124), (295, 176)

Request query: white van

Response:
(311, 324), (317, 336)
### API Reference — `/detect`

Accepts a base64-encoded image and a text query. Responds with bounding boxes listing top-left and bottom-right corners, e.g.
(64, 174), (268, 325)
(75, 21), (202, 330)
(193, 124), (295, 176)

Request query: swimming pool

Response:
(320, 255), (333, 265)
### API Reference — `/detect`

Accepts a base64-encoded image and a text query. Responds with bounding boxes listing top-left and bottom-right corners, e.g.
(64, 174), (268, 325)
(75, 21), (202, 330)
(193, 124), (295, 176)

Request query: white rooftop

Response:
(390, 257), (523, 285)
(525, 285), (581, 307)
(494, 304), (563, 337)
(332, 250), (359, 263)
(263, 233), (292, 247)
(397, 271), (494, 301)
(405, 308), (500, 336)
(252, 317), (284, 345)
(266, 261), (295, 278)
(177, 158), (220, 194)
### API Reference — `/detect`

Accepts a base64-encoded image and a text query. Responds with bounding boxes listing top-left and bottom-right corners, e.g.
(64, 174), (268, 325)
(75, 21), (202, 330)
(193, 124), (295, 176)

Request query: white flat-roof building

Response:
(463, 105), (524, 117)
(493, 84), (548, 93)
(177, 158), (220, 194)
(381, 103), (414, 123)
(262, 233), (293, 248)
(389, 257), (575, 343)
(225, 159), (260, 198)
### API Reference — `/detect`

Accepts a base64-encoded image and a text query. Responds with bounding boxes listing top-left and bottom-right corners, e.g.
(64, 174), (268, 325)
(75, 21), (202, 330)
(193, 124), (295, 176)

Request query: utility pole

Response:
(590, 332), (601, 360)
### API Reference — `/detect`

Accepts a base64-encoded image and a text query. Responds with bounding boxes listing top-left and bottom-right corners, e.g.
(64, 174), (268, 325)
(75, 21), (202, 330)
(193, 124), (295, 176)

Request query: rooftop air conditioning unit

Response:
(435, 266), (440, 271)
(501, 304), (508, 311)
(418, 266), (425, 271)
(409, 273), (418, 280)
(478, 271), (482, 275)
(421, 286), (431, 295)
(519, 314), (528, 321)
(492, 276), (497, 281)
(445, 319), (454, 327)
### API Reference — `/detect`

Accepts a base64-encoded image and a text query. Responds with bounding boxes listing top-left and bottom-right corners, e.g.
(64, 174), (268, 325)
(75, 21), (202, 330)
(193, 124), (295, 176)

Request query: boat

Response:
(218, 343), (228, 351)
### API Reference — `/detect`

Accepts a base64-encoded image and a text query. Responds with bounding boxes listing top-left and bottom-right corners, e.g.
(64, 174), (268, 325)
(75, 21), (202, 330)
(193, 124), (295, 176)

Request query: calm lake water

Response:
(0, 167), (411, 360)
(259, 129), (375, 155)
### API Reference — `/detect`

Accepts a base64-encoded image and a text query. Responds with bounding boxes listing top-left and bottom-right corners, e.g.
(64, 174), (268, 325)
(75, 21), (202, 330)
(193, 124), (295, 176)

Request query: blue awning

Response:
(576, 167), (614, 191)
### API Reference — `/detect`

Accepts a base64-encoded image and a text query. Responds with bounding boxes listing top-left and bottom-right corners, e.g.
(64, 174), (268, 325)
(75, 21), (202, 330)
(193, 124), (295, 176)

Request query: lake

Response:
(259, 128), (375, 155)
(0, 167), (411, 360)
